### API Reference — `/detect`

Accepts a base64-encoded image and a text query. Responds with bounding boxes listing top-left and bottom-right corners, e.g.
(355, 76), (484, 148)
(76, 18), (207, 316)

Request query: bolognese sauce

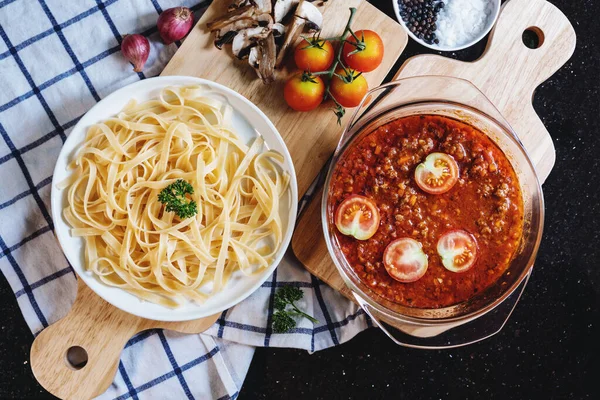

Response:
(329, 115), (524, 308)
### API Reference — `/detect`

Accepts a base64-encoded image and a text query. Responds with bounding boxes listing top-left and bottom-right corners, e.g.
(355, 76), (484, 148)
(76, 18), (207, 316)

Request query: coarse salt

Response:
(435, 0), (495, 48)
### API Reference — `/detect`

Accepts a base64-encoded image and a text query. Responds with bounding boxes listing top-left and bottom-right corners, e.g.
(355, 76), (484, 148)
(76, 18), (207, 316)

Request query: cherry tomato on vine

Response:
(283, 72), (325, 112)
(329, 68), (368, 108)
(342, 30), (384, 73)
(294, 38), (334, 72)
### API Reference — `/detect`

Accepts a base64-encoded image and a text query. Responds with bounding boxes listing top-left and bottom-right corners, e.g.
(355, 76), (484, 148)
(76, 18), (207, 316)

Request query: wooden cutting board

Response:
(29, 1), (407, 399)
(292, 0), (576, 299)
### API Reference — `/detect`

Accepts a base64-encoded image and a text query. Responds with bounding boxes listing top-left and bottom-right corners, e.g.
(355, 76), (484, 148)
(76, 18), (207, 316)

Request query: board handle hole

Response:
(522, 27), (545, 49)
(65, 346), (88, 370)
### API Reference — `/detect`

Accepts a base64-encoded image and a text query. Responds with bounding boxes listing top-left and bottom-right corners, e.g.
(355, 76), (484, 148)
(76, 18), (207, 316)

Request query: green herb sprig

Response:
(271, 286), (319, 333)
(157, 179), (198, 219)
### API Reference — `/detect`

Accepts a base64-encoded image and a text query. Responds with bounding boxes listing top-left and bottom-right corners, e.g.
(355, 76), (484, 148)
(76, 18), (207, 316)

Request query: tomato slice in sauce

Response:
(414, 152), (459, 195)
(437, 230), (478, 273)
(334, 195), (380, 240)
(383, 238), (429, 283)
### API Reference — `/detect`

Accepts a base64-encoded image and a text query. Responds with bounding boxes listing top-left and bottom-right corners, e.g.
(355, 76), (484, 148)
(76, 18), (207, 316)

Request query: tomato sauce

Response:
(329, 115), (524, 308)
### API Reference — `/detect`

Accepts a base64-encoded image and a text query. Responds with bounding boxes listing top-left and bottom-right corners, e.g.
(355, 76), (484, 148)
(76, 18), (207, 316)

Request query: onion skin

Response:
(121, 34), (150, 72)
(157, 7), (194, 44)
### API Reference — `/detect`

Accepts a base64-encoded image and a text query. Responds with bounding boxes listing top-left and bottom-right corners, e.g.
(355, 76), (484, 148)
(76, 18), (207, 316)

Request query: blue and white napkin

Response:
(0, 1), (370, 398)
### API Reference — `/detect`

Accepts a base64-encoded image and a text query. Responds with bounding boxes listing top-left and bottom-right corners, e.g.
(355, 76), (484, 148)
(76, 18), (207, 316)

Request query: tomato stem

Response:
(320, 7), (358, 121)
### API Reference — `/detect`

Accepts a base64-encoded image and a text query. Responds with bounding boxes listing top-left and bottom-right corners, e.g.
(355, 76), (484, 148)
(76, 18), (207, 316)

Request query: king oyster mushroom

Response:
(275, 0), (323, 68)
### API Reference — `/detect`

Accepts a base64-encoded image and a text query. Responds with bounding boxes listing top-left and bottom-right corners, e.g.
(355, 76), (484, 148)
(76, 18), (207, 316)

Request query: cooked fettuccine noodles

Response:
(59, 85), (290, 307)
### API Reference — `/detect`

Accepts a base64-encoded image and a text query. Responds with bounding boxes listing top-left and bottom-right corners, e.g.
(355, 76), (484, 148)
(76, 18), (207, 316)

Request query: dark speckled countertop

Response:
(1, 0), (598, 399)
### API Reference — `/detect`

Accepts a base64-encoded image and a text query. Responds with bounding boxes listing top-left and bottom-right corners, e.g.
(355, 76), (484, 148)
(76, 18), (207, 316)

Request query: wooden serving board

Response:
(30, 1), (407, 399)
(30, 280), (219, 400)
(292, 0), (576, 299)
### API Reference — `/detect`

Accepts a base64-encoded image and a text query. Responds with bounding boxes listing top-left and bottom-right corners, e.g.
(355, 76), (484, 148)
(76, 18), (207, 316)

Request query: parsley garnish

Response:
(271, 286), (318, 333)
(157, 179), (197, 219)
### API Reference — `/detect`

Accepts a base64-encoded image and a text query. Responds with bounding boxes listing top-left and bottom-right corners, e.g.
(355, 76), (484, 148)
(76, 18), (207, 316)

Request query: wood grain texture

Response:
(30, 1), (407, 398)
(30, 280), (219, 400)
(162, 0), (408, 197)
(292, 0), (576, 300)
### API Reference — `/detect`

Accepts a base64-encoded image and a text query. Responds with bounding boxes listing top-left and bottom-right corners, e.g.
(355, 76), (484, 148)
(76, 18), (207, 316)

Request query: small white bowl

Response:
(392, 0), (501, 52)
(51, 76), (298, 321)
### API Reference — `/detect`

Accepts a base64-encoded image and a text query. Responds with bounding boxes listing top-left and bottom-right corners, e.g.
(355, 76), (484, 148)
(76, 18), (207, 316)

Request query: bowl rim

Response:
(51, 76), (298, 321)
(321, 80), (544, 326)
(391, 0), (501, 52)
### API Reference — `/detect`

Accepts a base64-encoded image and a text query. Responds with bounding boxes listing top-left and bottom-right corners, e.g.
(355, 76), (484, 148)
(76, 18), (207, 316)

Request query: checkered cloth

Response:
(0, 1), (371, 398)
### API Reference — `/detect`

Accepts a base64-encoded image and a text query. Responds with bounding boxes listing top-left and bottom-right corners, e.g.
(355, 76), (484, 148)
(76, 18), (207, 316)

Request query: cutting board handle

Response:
(30, 280), (142, 400)
(30, 279), (219, 400)
(479, 0), (576, 91)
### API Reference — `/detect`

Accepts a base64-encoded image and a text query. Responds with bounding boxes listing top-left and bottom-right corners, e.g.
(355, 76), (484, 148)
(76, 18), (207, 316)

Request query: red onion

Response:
(121, 34), (150, 72)
(157, 7), (194, 44)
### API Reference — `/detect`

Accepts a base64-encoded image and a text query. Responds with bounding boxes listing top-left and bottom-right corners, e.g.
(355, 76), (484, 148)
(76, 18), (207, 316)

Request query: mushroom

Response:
(207, 0), (271, 31)
(214, 19), (257, 49)
(252, 0), (272, 14)
(207, 5), (255, 31)
(272, 22), (286, 37)
(272, 22), (286, 48)
(232, 26), (271, 59)
(249, 32), (276, 84)
(209, 0), (323, 83)
(213, 13), (273, 49)
(274, 0), (299, 23)
(228, 0), (250, 12)
(275, 0), (323, 68)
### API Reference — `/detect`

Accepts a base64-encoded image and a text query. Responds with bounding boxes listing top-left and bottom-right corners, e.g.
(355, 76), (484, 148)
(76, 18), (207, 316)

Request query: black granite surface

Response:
(1, 0), (598, 399)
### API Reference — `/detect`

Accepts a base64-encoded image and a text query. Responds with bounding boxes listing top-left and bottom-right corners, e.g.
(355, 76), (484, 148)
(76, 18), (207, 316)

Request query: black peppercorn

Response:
(398, 0), (445, 45)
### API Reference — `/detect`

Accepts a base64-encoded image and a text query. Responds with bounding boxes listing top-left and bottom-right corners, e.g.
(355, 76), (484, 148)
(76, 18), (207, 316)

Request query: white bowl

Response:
(51, 76), (298, 321)
(392, 0), (501, 52)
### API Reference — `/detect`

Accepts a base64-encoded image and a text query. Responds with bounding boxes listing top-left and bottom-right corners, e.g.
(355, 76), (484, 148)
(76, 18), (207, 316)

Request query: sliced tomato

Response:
(383, 238), (428, 283)
(334, 195), (380, 240)
(414, 152), (459, 195)
(437, 230), (478, 273)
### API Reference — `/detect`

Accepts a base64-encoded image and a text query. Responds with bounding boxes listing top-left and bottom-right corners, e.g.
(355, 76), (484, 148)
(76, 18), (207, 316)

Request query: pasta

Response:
(60, 85), (290, 308)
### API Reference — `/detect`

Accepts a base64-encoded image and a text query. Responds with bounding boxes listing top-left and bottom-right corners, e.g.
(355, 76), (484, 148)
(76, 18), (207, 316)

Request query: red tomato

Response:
(294, 38), (334, 72)
(414, 152), (459, 195)
(342, 30), (384, 73)
(283, 73), (325, 112)
(329, 69), (368, 108)
(437, 230), (478, 273)
(383, 238), (429, 283)
(334, 195), (380, 240)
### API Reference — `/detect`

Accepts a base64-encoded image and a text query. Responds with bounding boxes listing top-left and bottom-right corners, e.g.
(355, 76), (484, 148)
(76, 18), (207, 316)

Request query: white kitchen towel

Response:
(0, 0), (370, 399)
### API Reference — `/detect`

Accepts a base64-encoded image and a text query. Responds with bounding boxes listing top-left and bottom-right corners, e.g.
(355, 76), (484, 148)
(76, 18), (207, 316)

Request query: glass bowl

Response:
(321, 76), (544, 347)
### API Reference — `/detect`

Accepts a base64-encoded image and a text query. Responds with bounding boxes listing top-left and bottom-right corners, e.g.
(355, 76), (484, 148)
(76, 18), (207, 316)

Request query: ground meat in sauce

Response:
(329, 115), (524, 308)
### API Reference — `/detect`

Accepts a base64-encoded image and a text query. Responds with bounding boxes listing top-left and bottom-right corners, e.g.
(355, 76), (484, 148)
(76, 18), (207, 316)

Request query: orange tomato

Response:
(283, 73), (325, 112)
(329, 68), (368, 108)
(342, 30), (384, 73)
(294, 38), (334, 72)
